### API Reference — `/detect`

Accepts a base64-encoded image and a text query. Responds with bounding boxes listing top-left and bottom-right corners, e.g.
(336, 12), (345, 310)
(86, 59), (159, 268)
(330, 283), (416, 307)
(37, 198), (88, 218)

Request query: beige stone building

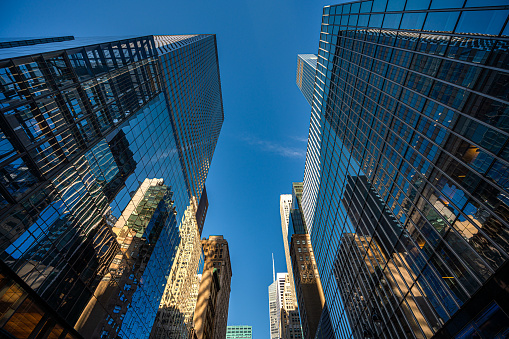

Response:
(193, 235), (232, 339)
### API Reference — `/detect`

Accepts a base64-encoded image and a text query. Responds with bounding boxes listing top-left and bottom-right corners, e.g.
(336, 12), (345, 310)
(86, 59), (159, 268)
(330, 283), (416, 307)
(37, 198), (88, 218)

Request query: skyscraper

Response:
(279, 195), (303, 339)
(226, 325), (253, 339)
(193, 235), (232, 339)
(280, 274), (303, 339)
(0, 34), (223, 339)
(286, 183), (327, 339)
(268, 270), (280, 339)
(280, 194), (298, 304)
(296, 54), (318, 106)
(298, 1), (509, 338)
(268, 270), (287, 339)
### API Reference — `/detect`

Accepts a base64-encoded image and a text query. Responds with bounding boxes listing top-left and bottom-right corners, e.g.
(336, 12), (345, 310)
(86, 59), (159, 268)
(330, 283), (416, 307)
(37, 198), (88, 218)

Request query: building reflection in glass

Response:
(149, 197), (204, 339)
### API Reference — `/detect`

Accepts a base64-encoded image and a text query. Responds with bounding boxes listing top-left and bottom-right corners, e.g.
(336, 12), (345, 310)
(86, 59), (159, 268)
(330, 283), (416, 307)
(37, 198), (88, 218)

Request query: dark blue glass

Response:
(430, 0), (465, 9)
(456, 10), (509, 35)
(424, 11), (461, 32)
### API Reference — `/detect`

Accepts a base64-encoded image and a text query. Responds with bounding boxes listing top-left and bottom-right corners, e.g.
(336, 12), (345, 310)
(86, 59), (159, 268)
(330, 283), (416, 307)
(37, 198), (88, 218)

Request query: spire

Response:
(272, 253), (275, 282)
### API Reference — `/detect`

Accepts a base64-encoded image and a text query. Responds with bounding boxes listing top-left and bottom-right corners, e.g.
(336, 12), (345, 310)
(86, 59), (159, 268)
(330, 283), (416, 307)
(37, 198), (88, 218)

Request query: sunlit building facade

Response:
(279, 194), (298, 305)
(149, 198), (204, 339)
(280, 274), (303, 339)
(299, 1), (509, 338)
(279, 195), (304, 339)
(193, 235), (232, 339)
(0, 34), (223, 339)
(296, 54), (318, 106)
(268, 276), (280, 339)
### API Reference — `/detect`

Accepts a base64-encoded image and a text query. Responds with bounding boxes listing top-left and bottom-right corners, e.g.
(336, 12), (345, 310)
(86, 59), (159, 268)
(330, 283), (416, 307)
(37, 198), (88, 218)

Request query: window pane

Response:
(372, 0), (388, 12)
(406, 0), (431, 10)
(430, 0), (465, 9)
(456, 10), (509, 35)
(360, 1), (373, 13)
(3, 297), (44, 338)
(383, 13), (402, 29)
(465, 0), (509, 6)
(370, 14), (384, 27)
(386, 0), (405, 11)
(424, 11), (460, 32)
(401, 13), (426, 30)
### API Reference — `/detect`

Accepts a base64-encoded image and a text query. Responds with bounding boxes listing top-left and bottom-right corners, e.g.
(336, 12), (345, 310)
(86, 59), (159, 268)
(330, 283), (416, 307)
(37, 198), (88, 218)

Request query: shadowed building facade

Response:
(298, 1), (509, 338)
(0, 34), (223, 339)
(287, 183), (328, 339)
(279, 195), (304, 339)
(193, 235), (232, 339)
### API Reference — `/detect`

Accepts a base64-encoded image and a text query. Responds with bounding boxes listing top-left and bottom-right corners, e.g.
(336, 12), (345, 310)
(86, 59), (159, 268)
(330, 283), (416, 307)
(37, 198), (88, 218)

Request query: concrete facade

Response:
(193, 235), (232, 339)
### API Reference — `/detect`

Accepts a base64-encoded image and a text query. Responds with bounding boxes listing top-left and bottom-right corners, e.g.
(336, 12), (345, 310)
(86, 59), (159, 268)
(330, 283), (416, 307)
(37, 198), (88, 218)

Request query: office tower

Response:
(279, 195), (296, 298)
(298, 1), (509, 338)
(296, 54), (318, 106)
(193, 235), (232, 339)
(0, 33), (223, 339)
(268, 272), (280, 339)
(279, 195), (304, 339)
(287, 183), (327, 339)
(226, 325), (253, 339)
(280, 274), (303, 339)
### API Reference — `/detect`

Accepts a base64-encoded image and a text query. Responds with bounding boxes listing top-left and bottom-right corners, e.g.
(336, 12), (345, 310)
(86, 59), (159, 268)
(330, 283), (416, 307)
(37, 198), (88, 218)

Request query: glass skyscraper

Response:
(0, 34), (223, 339)
(296, 54), (318, 106)
(298, 1), (509, 338)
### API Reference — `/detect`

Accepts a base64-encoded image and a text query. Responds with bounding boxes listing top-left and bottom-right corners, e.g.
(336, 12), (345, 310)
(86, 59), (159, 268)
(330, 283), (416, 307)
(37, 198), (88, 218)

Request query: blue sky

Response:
(0, 0), (339, 336)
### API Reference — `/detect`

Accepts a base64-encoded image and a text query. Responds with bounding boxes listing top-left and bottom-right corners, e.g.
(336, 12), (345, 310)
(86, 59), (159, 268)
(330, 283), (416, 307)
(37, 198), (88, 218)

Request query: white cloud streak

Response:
(240, 135), (306, 159)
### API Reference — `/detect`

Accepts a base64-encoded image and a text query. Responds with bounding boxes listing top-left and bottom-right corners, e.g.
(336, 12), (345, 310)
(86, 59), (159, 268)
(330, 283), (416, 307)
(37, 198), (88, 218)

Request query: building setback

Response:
(193, 235), (232, 339)
(0, 34), (223, 339)
(298, 1), (509, 338)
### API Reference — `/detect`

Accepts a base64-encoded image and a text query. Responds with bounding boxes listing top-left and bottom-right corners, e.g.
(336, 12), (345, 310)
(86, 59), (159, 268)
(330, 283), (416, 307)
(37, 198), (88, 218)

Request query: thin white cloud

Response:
(240, 135), (306, 159)
(291, 136), (308, 143)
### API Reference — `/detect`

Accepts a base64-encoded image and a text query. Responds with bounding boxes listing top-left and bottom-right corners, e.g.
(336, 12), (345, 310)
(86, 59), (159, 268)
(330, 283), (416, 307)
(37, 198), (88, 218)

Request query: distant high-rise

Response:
(298, 1), (509, 338)
(226, 325), (253, 339)
(296, 54), (318, 106)
(0, 34), (223, 339)
(286, 183), (327, 339)
(269, 277), (279, 338)
(279, 194), (303, 339)
(279, 195), (296, 297)
(193, 235), (232, 339)
(280, 274), (303, 339)
(268, 271), (286, 339)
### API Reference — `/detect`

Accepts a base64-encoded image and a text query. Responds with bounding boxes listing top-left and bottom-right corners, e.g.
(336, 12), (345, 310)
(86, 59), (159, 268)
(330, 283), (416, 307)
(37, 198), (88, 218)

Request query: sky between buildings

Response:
(0, 0), (344, 336)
